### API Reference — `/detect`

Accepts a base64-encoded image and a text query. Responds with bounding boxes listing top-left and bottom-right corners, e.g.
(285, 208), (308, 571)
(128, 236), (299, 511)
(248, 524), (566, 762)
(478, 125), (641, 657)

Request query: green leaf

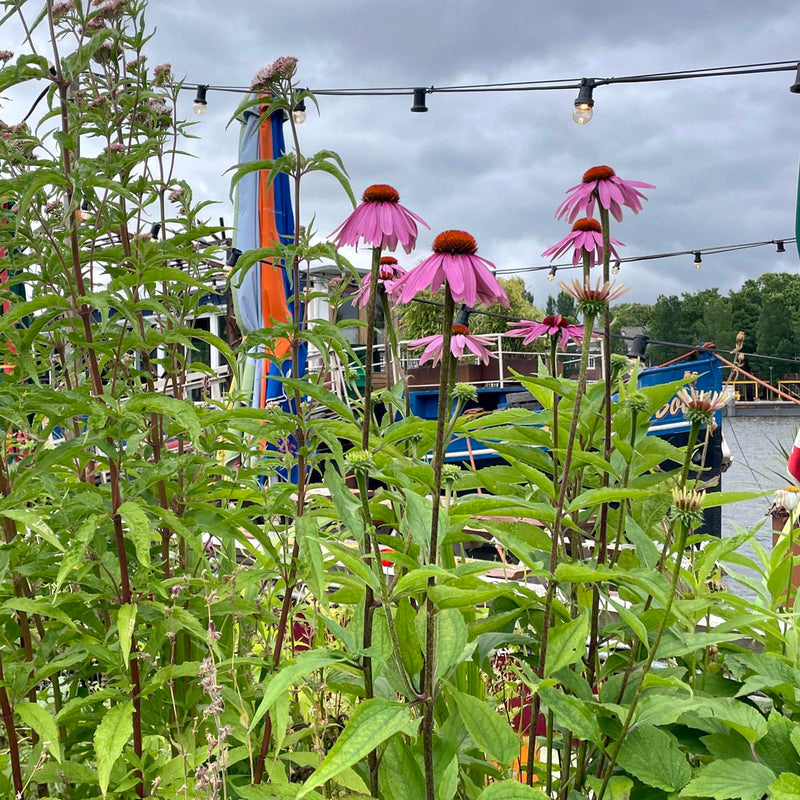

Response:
(769, 772), (800, 800)
(586, 775), (634, 800)
(295, 515), (325, 602)
(679, 758), (775, 800)
(544, 612), (589, 677)
(451, 688), (519, 765)
(617, 724), (691, 793)
(538, 687), (602, 745)
(475, 781), (550, 799)
(125, 393), (201, 443)
(250, 650), (346, 731)
(117, 604), (136, 669)
(94, 701), (133, 797)
(298, 699), (410, 798)
(16, 701), (61, 763)
(324, 464), (364, 544)
(435, 608), (468, 683)
(395, 597), (423, 677)
(117, 501), (152, 568)
(379, 735), (426, 800)
(0, 508), (63, 552)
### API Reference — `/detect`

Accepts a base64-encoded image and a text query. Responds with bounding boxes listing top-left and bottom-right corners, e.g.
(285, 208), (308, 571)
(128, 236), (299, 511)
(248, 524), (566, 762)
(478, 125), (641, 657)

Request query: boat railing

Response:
(728, 378), (800, 402)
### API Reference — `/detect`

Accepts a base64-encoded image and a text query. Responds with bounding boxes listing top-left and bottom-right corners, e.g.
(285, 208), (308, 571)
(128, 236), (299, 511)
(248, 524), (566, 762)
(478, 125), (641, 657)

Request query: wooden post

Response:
(772, 507), (800, 601)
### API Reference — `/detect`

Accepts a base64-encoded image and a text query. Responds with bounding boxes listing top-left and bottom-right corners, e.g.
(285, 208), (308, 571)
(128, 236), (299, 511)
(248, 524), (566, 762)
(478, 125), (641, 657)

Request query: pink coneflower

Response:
(393, 230), (509, 308)
(353, 256), (405, 308)
(330, 184), (428, 254)
(558, 277), (628, 316)
(409, 330), (496, 367)
(556, 165), (655, 223)
(506, 314), (588, 348)
(542, 217), (623, 266)
(251, 56), (298, 92)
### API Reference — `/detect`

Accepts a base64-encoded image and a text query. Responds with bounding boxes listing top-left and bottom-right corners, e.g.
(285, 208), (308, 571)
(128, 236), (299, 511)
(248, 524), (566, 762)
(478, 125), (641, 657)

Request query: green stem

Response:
(526, 311), (597, 786)
(597, 521), (690, 800)
(422, 290), (456, 800)
(381, 290), (411, 421)
(361, 248), (382, 450)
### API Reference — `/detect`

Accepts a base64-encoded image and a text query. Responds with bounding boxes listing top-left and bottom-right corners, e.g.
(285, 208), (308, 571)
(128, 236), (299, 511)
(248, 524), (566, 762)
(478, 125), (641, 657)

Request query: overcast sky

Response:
(5, 1), (800, 309)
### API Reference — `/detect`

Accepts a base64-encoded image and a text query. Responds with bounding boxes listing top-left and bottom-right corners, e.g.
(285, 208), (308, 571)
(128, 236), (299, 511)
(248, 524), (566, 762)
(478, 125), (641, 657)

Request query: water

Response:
(721, 415), (799, 597)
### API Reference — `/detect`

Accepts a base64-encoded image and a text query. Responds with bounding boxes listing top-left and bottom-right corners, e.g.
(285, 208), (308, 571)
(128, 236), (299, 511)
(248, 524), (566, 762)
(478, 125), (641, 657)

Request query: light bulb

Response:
(693, 251), (702, 269)
(547, 268), (556, 282)
(193, 101), (207, 116)
(292, 108), (306, 125)
(611, 260), (620, 275)
(572, 105), (593, 125)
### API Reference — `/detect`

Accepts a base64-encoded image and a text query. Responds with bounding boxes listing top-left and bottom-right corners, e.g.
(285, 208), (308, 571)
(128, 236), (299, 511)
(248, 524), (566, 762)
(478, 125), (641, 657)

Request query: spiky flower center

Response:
(571, 218), (602, 233)
(433, 230), (477, 255)
(542, 314), (567, 327)
(380, 256), (398, 266)
(362, 184), (399, 203)
(583, 165), (615, 182)
(452, 323), (470, 334)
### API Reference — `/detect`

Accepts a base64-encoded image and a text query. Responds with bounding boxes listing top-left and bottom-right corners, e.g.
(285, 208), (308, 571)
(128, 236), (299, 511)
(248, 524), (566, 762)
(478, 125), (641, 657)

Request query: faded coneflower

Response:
(772, 486), (800, 514)
(393, 230), (508, 308)
(671, 485), (705, 527)
(251, 56), (298, 92)
(505, 314), (588, 348)
(330, 184), (428, 254)
(542, 217), (623, 266)
(556, 165), (655, 223)
(558, 277), (628, 317)
(353, 256), (405, 308)
(675, 385), (734, 426)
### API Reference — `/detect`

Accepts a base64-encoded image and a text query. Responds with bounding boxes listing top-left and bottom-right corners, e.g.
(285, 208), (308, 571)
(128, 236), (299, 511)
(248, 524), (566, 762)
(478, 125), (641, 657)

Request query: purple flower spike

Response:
(330, 184), (429, 254)
(393, 230), (508, 308)
(542, 218), (624, 267)
(556, 165), (655, 224)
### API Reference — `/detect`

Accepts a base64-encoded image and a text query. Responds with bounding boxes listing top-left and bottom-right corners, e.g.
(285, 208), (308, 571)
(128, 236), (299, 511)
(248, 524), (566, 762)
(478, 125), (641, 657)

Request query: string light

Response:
(777, 240), (786, 253)
(292, 98), (307, 125)
(693, 251), (703, 269)
(193, 85), (208, 115)
(184, 59), (800, 115)
(410, 87), (429, 113)
(547, 266), (557, 281)
(572, 78), (595, 124)
(495, 236), (797, 277)
(611, 259), (621, 275)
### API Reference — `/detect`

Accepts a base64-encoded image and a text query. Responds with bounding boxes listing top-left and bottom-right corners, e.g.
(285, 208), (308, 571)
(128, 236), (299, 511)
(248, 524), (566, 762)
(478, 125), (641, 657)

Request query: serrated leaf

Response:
(618, 724), (691, 792)
(538, 687), (601, 745)
(0, 508), (63, 552)
(378, 735), (425, 800)
(769, 772), (800, 800)
(451, 688), (519, 765)
(298, 699), (410, 798)
(16, 701), (61, 763)
(679, 758), (775, 800)
(117, 501), (152, 568)
(544, 612), (589, 677)
(295, 515), (325, 603)
(117, 604), (136, 669)
(94, 701), (133, 797)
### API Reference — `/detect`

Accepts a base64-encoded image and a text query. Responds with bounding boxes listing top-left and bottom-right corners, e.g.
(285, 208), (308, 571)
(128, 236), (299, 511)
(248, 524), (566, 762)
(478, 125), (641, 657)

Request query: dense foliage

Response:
(1, 5), (799, 800)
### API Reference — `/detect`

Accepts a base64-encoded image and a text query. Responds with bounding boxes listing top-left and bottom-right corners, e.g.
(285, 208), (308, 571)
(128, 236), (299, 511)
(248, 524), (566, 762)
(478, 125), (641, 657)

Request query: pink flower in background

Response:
(559, 277), (628, 315)
(0, 50), (13, 63)
(353, 256), (405, 308)
(330, 184), (428, 254)
(251, 56), (298, 92)
(542, 217), (623, 266)
(393, 230), (508, 308)
(409, 331), (496, 367)
(506, 314), (588, 348)
(556, 165), (655, 223)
